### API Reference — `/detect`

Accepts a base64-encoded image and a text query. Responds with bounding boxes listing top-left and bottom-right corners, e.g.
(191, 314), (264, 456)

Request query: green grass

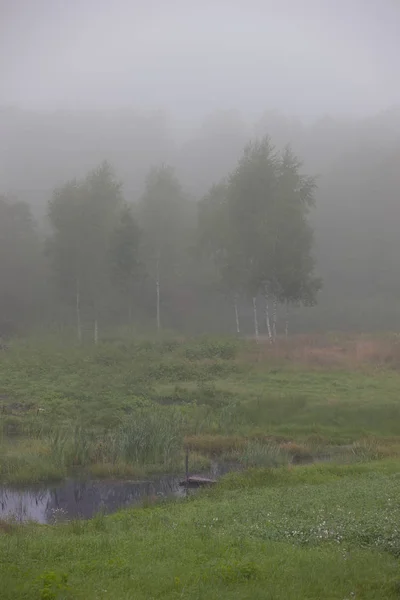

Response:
(2, 461), (400, 598)
(3, 335), (400, 483)
(3, 335), (400, 597)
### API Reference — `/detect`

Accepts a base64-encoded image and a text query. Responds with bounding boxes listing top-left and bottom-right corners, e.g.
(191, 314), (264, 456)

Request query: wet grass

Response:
(2, 461), (400, 598)
(3, 335), (400, 596)
(2, 334), (400, 484)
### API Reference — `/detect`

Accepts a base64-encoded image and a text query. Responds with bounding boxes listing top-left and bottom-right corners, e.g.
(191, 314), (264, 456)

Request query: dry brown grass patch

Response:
(0, 519), (16, 534)
(243, 334), (400, 370)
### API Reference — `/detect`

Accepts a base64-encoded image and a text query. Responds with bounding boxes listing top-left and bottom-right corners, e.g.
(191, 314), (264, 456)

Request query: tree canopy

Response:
(6, 105), (400, 336)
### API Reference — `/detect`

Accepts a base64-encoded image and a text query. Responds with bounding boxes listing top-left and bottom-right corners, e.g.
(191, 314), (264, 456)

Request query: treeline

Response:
(0, 135), (319, 340)
(2, 106), (400, 336)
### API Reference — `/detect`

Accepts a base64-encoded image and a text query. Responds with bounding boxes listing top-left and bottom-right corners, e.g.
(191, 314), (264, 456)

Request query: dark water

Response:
(0, 463), (238, 524)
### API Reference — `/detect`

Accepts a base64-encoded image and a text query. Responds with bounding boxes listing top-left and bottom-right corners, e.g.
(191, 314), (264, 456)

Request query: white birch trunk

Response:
(285, 302), (289, 338)
(156, 258), (161, 331)
(94, 319), (98, 344)
(76, 279), (82, 344)
(264, 284), (272, 343)
(252, 296), (259, 341)
(272, 296), (277, 342)
(234, 293), (240, 334)
(128, 303), (132, 324)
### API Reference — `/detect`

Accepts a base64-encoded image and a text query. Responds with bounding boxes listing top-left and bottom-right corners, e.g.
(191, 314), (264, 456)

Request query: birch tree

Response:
(224, 138), (320, 340)
(47, 162), (123, 341)
(47, 180), (85, 341)
(138, 165), (190, 331)
(110, 203), (143, 323)
(272, 146), (322, 334)
(226, 137), (278, 339)
(197, 181), (247, 334)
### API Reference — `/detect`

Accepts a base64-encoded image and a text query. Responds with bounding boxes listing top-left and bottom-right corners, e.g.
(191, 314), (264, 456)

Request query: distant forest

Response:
(1, 106), (400, 338)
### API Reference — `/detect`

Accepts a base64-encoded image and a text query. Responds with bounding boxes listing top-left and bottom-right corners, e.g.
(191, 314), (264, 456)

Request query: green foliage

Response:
(37, 572), (69, 600)
(212, 559), (260, 583)
(197, 180), (246, 296)
(139, 166), (192, 277)
(0, 195), (44, 337)
(183, 337), (238, 361)
(6, 107), (400, 335)
(47, 162), (124, 333)
(109, 202), (143, 308)
(91, 511), (107, 532)
(228, 137), (321, 305)
(197, 136), (321, 337)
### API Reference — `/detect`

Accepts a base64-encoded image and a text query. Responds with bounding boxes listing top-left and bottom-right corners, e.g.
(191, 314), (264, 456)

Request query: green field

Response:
(2, 335), (400, 484)
(2, 461), (400, 599)
(2, 335), (400, 598)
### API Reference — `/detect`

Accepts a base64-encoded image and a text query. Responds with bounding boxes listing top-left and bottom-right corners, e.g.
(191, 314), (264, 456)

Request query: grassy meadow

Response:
(3, 461), (400, 599)
(2, 333), (400, 598)
(2, 333), (400, 484)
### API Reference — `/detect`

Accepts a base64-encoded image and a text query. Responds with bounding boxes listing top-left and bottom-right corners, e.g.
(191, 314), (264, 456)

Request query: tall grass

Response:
(0, 448), (65, 485)
(47, 426), (95, 468)
(43, 408), (184, 474)
(109, 409), (184, 466)
(236, 441), (290, 468)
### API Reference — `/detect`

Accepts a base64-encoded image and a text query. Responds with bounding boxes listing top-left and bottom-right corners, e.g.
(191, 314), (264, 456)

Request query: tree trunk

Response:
(285, 301), (289, 338)
(156, 258), (161, 331)
(128, 302), (132, 324)
(272, 296), (277, 342)
(264, 284), (272, 343)
(94, 318), (98, 344)
(76, 279), (82, 344)
(234, 293), (240, 335)
(252, 296), (259, 341)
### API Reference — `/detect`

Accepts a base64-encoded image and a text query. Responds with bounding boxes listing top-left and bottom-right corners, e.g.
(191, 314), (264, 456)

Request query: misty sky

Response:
(2, 0), (399, 118)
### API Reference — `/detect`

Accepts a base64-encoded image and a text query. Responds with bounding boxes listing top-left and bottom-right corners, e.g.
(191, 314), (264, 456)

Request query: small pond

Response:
(0, 462), (239, 524)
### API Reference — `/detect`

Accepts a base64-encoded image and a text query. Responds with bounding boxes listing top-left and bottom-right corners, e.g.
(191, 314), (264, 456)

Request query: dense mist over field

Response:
(1, 1), (400, 336)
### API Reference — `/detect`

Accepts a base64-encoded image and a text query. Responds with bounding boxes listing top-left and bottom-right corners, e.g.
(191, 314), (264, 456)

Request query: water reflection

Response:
(0, 476), (183, 523)
(0, 462), (239, 523)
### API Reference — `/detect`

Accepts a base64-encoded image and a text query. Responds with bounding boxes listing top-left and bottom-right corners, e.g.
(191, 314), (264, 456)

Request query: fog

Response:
(2, 1), (400, 338)
(2, 0), (400, 116)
